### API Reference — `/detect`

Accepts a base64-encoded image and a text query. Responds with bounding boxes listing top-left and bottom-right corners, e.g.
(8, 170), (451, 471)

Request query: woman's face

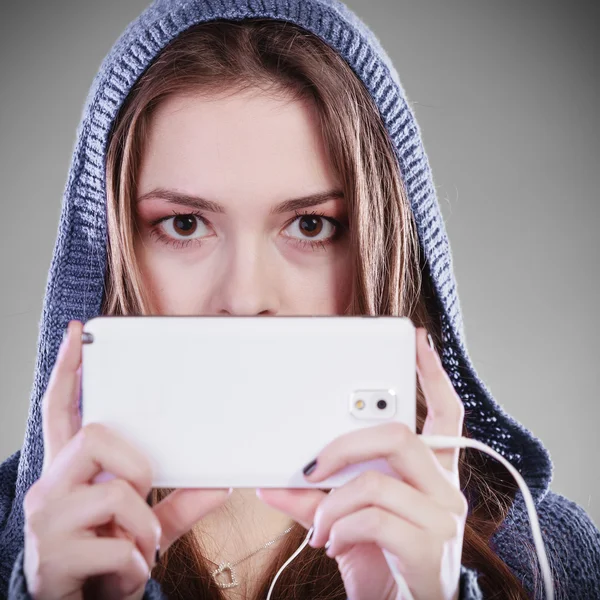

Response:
(134, 89), (352, 316)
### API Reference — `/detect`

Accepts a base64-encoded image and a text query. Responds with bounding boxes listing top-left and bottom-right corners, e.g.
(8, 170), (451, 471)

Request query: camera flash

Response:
(355, 399), (365, 410)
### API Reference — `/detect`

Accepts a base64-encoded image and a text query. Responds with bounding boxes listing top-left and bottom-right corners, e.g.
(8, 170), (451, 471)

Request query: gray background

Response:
(0, 1), (598, 524)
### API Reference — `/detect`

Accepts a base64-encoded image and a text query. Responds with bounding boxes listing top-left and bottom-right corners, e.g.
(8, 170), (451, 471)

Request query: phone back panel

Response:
(81, 316), (416, 488)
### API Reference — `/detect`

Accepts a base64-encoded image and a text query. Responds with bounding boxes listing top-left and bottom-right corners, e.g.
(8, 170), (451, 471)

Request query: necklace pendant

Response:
(211, 562), (240, 589)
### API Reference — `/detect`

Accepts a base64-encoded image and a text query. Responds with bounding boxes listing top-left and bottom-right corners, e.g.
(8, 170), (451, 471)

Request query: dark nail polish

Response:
(303, 458), (318, 476)
(81, 332), (94, 344)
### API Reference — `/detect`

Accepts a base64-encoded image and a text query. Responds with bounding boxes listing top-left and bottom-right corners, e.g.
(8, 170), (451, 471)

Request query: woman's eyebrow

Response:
(136, 188), (344, 214)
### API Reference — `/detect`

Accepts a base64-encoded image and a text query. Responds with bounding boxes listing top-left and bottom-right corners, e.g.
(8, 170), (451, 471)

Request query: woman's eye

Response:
(148, 210), (344, 251)
(283, 214), (337, 243)
(160, 213), (210, 241)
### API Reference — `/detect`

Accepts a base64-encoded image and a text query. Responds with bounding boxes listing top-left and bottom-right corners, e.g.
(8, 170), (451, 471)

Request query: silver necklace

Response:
(207, 525), (295, 589)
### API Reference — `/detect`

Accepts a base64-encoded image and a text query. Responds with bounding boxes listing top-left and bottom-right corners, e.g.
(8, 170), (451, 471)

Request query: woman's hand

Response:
(257, 327), (467, 600)
(23, 320), (232, 600)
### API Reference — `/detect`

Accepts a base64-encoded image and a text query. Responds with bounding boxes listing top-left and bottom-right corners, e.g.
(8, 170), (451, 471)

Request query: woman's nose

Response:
(210, 242), (280, 316)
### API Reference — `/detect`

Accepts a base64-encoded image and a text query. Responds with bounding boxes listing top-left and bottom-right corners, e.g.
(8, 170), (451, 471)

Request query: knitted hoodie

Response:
(1, 1), (598, 599)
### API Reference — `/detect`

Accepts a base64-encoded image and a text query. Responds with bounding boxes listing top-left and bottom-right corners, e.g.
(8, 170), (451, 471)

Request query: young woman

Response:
(1, 1), (598, 599)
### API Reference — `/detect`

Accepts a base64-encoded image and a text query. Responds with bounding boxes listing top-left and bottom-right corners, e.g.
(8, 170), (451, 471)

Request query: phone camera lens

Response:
(377, 399), (387, 410)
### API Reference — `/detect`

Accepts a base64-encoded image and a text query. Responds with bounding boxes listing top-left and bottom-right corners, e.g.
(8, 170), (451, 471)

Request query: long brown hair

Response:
(101, 18), (532, 599)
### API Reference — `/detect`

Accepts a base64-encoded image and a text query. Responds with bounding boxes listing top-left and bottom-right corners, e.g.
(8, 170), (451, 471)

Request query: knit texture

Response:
(0, 0), (598, 598)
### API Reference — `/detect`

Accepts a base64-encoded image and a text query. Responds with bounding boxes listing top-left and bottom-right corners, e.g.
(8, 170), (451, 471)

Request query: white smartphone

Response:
(81, 315), (416, 489)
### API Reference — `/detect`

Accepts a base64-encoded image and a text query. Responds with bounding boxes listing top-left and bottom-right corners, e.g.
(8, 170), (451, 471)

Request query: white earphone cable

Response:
(265, 524), (315, 600)
(266, 435), (555, 600)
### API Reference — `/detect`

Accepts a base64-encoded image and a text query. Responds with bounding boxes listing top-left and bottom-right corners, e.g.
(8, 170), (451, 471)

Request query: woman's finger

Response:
(151, 487), (232, 557)
(38, 422), (154, 504)
(306, 470), (456, 548)
(36, 479), (162, 571)
(41, 320), (84, 474)
(28, 537), (150, 598)
(323, 505), (431, 575)
(301, 421), (464, 514)
(417, 327), (465, 474)
(256, 487), (326, 532)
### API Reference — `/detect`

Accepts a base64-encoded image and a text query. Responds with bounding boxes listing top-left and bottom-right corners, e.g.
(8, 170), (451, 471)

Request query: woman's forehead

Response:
(138, 92), (342, 214)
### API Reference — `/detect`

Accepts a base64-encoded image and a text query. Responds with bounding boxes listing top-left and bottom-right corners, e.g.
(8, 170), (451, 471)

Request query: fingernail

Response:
(155, 544), (160, 565)
(92, 471), (116, 484)
(303, 458), (318, 477)
(324, 540), (331, 550)
(62, 326), (69, 344)
(427, 331), (436, 352)
(81, 332), (94, 344)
